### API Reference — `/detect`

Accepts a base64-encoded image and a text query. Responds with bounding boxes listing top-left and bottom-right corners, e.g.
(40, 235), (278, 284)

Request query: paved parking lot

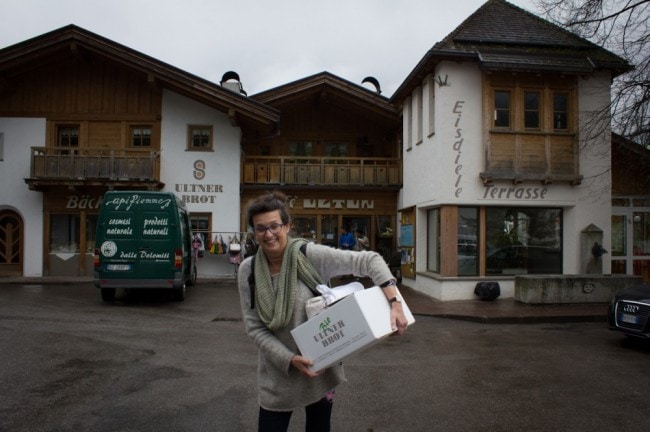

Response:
(1, 280), (649, 432)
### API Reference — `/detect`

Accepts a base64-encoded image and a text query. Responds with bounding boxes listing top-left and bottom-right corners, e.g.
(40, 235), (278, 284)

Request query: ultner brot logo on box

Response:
(314, 316), (346, 347)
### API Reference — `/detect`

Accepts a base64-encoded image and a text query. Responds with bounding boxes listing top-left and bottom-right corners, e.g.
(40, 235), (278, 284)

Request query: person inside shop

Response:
(355, 229), (370, 251)
(237, 191), (408, 432)
(338, 226), (356, 250)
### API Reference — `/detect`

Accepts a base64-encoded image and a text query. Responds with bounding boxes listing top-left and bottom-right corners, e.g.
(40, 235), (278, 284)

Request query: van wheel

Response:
(174, 284), (186, 302)
(101, 288), (116, 302)
(187, 265), (197, 286)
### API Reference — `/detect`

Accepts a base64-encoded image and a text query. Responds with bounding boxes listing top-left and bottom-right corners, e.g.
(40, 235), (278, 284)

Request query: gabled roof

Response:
(251, 71), (398, 122)
(0, 25), (279, 127)
(391, 0), (632, 102)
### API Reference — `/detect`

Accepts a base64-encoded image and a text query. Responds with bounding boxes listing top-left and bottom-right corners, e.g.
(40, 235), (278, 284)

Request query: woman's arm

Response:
(304, 244), (409, 334)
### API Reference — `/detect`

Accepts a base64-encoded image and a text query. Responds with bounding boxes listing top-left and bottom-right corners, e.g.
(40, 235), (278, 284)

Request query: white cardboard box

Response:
(290, 286), (415, 372)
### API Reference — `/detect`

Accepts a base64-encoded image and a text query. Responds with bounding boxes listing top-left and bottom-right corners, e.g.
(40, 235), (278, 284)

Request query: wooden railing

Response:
(242, 156), (401, 186)
(480, 132), (583, 185)
(29, 147), (160, 181)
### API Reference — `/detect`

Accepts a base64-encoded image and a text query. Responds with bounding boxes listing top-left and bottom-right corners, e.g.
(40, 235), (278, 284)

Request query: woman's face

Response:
(252, 210), (289, 260)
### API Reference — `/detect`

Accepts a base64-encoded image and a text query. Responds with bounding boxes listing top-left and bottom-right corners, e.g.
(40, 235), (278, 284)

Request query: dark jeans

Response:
(258, 396), (333, 432)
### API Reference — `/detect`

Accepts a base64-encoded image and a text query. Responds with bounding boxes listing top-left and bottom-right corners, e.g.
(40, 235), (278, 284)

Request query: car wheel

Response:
(174, 284), (186, 302)
(101, 288), (116, 302)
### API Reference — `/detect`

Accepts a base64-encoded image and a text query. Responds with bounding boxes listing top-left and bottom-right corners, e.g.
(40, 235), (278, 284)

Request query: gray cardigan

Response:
(237, 242), (395, 411)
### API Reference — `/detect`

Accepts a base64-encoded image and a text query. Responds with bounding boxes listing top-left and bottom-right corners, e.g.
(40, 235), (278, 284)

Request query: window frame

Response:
(187, 125), (214, 151)
(552, 92), (569, 131)
(493, 89), (512, 129)
(523, 90), (541, 130)
(130, 125), (153, 148)
(57, 125), (80, 148)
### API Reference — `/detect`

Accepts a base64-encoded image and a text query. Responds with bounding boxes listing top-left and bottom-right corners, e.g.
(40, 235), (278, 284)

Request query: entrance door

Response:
(612, 208), (650, 283)
(0, 210), (23, 276)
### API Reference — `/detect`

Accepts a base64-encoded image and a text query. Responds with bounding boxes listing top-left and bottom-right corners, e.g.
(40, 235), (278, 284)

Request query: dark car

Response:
(608, 284), (650, 339)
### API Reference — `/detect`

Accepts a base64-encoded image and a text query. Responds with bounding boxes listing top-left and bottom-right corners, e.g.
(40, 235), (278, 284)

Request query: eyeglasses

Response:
(254, 223), (285, 235)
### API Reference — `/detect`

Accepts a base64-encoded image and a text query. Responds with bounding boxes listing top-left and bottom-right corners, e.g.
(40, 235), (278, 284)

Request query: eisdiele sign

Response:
(291, 286), (415, 372)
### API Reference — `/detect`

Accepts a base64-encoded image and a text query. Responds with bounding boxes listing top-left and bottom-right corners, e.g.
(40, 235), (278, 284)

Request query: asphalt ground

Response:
(1, 277), (646, 432)
(0, 276), (609, 324)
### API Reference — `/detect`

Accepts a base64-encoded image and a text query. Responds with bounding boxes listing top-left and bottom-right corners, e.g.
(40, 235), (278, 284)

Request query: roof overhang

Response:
(0, 25), (280, 128)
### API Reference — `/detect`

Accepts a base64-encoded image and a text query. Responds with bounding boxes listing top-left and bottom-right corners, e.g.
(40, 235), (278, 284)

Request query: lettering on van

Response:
(105, 217), (134, 236)
(104, 194), (172, 211)
(117, 250), (170, 261)
(142, 216), (169, 236)
(139, 251), (170, 260)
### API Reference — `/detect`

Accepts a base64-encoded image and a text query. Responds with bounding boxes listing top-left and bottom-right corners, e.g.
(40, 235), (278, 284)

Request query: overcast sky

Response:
(1, 0), (538, 97)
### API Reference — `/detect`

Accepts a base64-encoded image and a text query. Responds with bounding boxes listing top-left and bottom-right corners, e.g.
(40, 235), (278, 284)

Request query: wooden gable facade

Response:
(0, 25), (278, 277)
(240, 72), (402, 258)
(0, 25), (279, 192)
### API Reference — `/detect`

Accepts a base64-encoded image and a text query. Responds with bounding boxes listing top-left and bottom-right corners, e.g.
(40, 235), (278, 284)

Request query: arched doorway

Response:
(0, 210), (23, 276)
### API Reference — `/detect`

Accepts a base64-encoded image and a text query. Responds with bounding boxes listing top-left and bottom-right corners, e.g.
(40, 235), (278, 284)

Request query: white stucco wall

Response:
(160, 90), (243, 277)
(399, 62), (615, 300)
(0, 118), (45, 276)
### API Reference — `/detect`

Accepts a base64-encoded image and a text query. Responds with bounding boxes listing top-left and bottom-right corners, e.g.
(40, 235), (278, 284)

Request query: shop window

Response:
(131, 126), (152, 147)
(485, 207), (562, 275)
(50, 214), (80, 253)
(320, 215), (338, 247)
(85, 215), (98, 253)
(633, 212), (650, 256)
(190, 213), (211, 251)
(188, 125), (213, 151)
(458, 207), (478, 276)
(376, 215), (394, 262)
(611, 214), (626, 257)
(427, 208), (440, 273)
(291, 217), (317, 241)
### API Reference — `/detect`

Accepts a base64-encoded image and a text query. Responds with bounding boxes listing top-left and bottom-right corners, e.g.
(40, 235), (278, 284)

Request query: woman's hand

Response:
(291, 355), (321, 378)
(390, 303), (409, 335)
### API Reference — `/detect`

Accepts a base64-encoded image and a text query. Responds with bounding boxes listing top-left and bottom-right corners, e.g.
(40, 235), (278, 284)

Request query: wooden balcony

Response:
(242, 156), (402, 188)
(26, 147), (163, 190)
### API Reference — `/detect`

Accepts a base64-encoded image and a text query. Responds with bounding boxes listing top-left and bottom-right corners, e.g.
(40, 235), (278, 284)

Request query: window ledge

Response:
(479, 172), (583, 186)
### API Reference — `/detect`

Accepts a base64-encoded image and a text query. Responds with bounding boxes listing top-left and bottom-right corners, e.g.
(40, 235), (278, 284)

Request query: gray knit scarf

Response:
(254, 238), (324, 330)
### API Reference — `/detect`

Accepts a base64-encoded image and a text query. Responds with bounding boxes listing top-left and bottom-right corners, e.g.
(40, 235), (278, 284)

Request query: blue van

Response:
(93, 191), (197, 302)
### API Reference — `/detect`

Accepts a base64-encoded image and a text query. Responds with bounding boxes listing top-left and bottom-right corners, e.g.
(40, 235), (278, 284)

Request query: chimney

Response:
(220, 71), (247, 96)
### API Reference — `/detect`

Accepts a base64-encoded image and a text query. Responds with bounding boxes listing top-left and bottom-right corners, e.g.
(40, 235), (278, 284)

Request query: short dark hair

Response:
(246, 191), (291, 229)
